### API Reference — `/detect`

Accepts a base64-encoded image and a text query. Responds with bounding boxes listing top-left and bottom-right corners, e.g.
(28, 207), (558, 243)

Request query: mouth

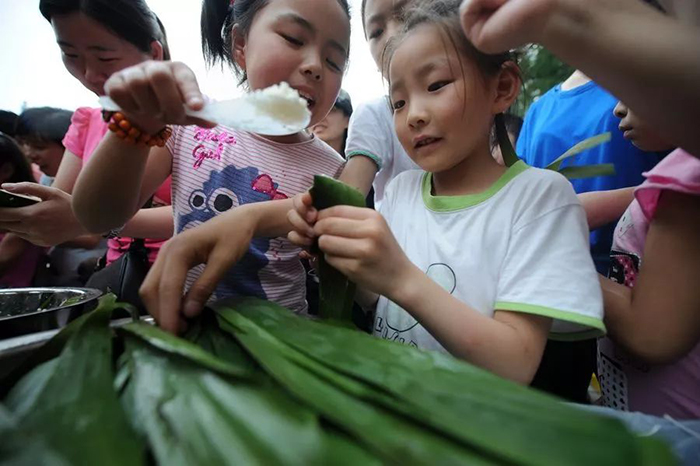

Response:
(295, 89), (316, 111)
(414, 136), (442, 149)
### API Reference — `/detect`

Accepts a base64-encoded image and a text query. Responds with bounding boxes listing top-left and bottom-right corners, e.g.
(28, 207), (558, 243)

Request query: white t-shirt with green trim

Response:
(345, 97), (419, 208)
(373, 161), (605, 353)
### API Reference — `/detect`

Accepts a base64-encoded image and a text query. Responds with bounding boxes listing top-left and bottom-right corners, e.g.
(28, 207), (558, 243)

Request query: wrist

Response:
(385, 259), (423, 307)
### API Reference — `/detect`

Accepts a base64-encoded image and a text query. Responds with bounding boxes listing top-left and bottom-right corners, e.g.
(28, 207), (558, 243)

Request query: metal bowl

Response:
(0, 288), (103, 340)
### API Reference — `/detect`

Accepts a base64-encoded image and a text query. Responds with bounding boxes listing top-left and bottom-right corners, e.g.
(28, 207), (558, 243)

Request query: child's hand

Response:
(139, 212), (254, 334)
(460, 0), (556, 53)
(314, 206), (414, 299)
(104, 60), (216, 134)
(287, 192), (318, 250)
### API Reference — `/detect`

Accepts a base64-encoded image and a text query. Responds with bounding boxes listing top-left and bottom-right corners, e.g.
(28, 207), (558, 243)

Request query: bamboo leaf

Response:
(310, 175), (365, 323)
(216, 298), (674, 466)
(546, 133), (612, 171)
(557, 164), (616, 180)
(119, 333), (379, 466)
(2, 295), (144, 466)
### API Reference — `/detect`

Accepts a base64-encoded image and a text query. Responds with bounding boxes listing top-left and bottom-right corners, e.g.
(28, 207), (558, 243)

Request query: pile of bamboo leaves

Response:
(0, 295), (675, 466)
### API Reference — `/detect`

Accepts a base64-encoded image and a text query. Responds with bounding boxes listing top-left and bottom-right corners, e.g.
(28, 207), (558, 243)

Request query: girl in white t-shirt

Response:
(289, 0), (604, 384)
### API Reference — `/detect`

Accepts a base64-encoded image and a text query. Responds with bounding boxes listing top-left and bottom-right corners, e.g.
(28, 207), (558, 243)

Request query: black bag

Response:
(85, 237), (150, 312)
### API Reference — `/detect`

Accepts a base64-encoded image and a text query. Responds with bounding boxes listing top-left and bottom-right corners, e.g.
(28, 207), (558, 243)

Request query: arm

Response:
(313, 206), (550, 384)
(120, 206), (174, 240)
(461, 0), (700, 156)
(578, 187), (635, 230)
(395, 265), (550, 384)
(601, 190), (700, 364)
(50, 151), (83, 193)
(73, 60), (214, 234)
(72, 135), (171, 233)
(338, 156), (379, 197)
(0, 234), (31, 276)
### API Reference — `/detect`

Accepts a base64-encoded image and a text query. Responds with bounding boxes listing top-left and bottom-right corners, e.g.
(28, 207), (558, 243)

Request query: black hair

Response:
(489, 113), (523, 151)
(386, 0), (522, 164)
(15, 108), (73, 147)
(334, 89), (353, 118)
(201, 0), (351, 84)
(0, 133), (35, 184)
(39, 0), (171, 60)
(0, 111), (18, 138)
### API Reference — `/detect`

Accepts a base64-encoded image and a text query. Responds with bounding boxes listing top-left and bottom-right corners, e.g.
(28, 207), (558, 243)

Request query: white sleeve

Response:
(345, 98), (394, 170)
(495, 202), (605, 340)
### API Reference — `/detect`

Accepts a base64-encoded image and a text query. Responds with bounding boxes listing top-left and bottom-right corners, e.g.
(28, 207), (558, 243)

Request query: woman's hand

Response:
(0, 183), (85, 247)
(313, 205), (414, 299)
(105, 60), (215, 134)
(139, 212), (255, 334)
(460, 0), (558, 53)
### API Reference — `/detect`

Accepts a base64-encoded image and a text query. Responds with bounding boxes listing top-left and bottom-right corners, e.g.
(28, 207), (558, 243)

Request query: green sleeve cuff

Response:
(495, 301), (606, 341)
(346, 150), (383, 169)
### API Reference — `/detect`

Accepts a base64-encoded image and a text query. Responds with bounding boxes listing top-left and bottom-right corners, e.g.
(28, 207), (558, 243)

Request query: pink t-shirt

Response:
(167, 125), (344, 313)
(62, 107), (172, 265)
(598, 149), (700, 419)
(0, 234), (44, 288)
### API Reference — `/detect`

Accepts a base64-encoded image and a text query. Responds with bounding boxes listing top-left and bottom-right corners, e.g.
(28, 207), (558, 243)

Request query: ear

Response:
(232, 24), (247, 70)
(491, 62), (521, 115)
(150, 40), (164, 61)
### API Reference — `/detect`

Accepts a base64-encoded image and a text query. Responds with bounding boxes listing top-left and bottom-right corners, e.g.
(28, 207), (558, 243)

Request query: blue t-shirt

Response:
(517, 81), (660, 273)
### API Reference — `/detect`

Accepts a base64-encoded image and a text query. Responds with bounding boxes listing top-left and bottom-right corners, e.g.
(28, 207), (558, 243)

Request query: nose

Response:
(407, 101), (429, 130)
(613, 101), (628, 119)
(84, 63), (107, 92)
(301, 52), (323, 82)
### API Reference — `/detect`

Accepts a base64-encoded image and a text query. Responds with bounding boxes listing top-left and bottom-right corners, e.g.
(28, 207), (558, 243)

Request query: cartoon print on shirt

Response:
(178, 164), (276, 300)
(375, 263), (457, 346)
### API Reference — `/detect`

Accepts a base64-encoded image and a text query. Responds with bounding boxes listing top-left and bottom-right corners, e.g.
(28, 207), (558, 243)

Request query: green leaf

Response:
(496, 113), (520, 167)
(217, 305), (506, 465)
(557, 164), (616, 180)
(119, 334), (378, 466)
(216, 298), (674, 466)
(546, 133), (612, 171)
(310, 175), (366, 323)
(2, 295), (144, 466)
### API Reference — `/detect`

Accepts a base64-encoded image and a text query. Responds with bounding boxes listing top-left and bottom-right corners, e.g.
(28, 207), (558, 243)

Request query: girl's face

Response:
(21, 140), (64, 177)
(389, 24), (499, 174)
(613, 101), (673, 152)
(311, 108), (349, 145)
(363, 0), (409, 72)
(51, 12), (160, 96)
(234, 0), (350, 127)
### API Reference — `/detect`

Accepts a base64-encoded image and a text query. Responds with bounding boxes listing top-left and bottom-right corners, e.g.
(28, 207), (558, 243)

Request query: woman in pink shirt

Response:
(0, 0), (174, 275)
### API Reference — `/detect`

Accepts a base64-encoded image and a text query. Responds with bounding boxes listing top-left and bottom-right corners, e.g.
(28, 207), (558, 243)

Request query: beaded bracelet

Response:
(102, 111), (172, 147)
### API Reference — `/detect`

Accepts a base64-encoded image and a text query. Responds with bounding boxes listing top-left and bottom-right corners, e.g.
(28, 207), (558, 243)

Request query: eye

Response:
(62, 52), (79, 59)
(281, 34), (303, 46)
(392, 100), (405, 111)
(207, 188), (238, 214)
(428, 80), (452, 93)
(369, 28), (384, 40)
(326, 58), (343, 73)
(428, 81), (451, 92)
(98, 57), (118, 63)
(189, 190), (207, 210)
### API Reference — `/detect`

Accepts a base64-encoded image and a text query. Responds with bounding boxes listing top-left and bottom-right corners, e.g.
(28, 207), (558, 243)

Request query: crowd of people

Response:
(1, 0), (699, 462)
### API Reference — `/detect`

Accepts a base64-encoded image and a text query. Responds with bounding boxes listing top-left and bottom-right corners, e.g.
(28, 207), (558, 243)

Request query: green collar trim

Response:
(422, 160), (529, 212)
